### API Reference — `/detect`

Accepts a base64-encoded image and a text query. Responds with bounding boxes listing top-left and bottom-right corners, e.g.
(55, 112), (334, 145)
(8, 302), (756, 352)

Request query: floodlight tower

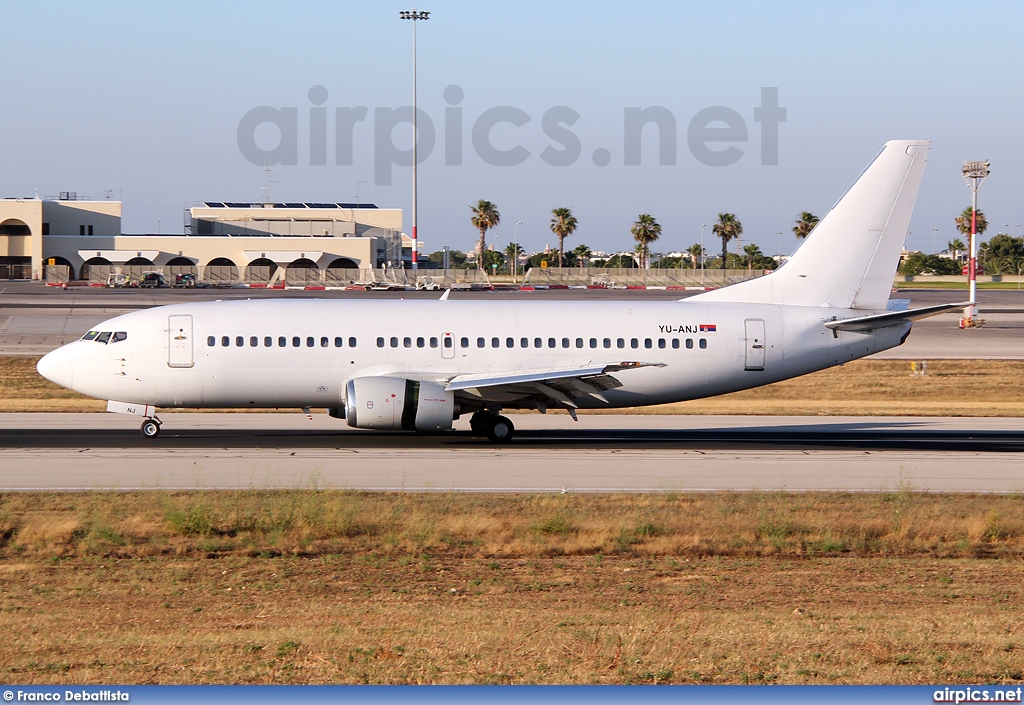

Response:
(400, 8), (430, 272)
(961, 160), (990, 324)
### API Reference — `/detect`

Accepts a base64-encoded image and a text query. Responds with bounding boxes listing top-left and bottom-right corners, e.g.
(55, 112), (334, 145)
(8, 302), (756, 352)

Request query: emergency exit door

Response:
(168, 314), (194, 368)
(744, 319), (766, 371)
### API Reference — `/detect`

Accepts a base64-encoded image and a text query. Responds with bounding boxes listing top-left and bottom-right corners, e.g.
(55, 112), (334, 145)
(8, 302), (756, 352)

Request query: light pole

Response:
(513, 221), (522, 283)
(400, 8), (430, 273)
(962, 160), (990, 324)
(700, 223), (706, 287)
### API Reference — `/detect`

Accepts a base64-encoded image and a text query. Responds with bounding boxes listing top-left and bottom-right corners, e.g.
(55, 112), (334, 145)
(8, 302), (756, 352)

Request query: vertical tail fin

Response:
(692, 140), (930, 310)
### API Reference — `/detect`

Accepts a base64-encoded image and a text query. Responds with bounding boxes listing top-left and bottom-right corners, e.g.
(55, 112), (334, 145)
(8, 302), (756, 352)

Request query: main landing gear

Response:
(140, 417), (162, 438)
(469, 410), (515, 443)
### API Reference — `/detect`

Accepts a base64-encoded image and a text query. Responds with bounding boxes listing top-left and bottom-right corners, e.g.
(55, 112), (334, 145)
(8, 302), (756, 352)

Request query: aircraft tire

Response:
(469, 411), (489, 435)
(141, 420), (161, 438)
(485, 415), (514, 443)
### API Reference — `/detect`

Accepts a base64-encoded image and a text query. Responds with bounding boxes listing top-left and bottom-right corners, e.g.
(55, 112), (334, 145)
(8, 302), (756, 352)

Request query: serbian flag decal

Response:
(699, 324), (717, 333)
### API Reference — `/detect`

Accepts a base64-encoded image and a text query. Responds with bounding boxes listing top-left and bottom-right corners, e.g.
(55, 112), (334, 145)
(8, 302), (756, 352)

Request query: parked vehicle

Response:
(139, 272), (167, 288)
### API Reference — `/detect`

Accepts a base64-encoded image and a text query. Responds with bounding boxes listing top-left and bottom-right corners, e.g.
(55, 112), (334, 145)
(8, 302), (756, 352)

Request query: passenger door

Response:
(744, 318), (766, 371)
(168, 314), (194, 368)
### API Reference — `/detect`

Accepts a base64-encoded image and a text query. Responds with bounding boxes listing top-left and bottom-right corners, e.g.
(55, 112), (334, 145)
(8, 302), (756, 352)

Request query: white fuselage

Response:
(39, 298), (910, 412)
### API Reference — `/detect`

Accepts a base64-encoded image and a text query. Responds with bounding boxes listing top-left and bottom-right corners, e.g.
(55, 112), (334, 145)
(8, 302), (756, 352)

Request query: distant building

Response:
(0, 195), (410, 282)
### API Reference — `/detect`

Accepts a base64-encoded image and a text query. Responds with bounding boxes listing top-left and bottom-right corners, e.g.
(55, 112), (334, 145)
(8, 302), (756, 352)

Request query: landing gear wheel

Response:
(485, 415), (514, 443)
(140, 419), (161, 438)
(469, 411), (489, 435)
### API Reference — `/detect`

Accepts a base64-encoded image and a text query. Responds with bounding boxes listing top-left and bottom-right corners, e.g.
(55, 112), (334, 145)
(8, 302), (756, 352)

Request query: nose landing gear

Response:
(140, 418), (162, 438)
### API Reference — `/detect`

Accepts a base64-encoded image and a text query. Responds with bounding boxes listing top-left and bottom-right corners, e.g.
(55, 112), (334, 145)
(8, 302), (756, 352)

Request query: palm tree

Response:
(713, 213), (742, 270)
(792, 211), (819, 240)
(630, 214), (661, 269)
(955, 207), (988, 240)
(469, 200), (500, 268)
(947, 238), (966, 263)
(572, 244), (592, 271)
(686, 243), (705, 269)
(503, 242), (524, 275)
(743, 243), (762, 275)
(549, 208), (578, 268)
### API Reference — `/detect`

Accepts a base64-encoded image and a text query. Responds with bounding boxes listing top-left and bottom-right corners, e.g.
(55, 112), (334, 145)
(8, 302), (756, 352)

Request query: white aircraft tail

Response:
(693, 140), (930, 310)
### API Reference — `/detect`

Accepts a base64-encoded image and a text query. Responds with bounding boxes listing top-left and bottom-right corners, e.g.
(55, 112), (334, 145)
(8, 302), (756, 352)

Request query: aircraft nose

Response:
(37, 344), (75, 390)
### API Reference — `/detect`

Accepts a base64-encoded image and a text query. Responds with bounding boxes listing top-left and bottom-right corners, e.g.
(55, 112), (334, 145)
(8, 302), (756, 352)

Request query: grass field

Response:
(4, 356), (1024, 416)
(2, 491), (1024, 684)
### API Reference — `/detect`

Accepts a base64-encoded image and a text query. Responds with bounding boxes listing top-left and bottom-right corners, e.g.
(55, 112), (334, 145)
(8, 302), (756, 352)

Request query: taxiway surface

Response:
(2, 413), (1021, 493)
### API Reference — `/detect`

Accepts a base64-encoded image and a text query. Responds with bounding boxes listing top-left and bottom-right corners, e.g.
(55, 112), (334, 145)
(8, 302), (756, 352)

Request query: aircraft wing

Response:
(442, 361), (665, 409)
(825, 302), (971, 332)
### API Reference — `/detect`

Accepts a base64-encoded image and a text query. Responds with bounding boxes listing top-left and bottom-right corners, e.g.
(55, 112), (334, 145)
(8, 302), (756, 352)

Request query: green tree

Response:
(572, 244), (592, 270)
(686, 243), (705, 269)
(469, 200), (501, 268)
(549, 208), (578, 268)
(630, 214), (661, 269)
(946, 238), (966, 263)
(480, 249), (504, 274)
(503, 242), (524, 275)
(955, 207), (988, 240)
(898, 252), (961, 276)
(792, 211), (819, 240)
(743, 243), (762, 275)
(713, 213), (743, 270)
(426, 249), (469, 269)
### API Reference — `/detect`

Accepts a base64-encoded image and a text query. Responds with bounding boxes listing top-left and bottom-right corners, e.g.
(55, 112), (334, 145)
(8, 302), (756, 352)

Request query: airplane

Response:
(36, 140), (968, 442)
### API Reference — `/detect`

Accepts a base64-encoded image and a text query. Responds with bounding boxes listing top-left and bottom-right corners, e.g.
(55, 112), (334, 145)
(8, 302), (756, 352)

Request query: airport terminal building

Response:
(0, 196), (408, 284)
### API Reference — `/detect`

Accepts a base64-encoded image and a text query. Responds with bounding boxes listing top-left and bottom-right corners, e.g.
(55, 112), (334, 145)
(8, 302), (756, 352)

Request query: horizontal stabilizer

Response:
(824, 302), (971, 332)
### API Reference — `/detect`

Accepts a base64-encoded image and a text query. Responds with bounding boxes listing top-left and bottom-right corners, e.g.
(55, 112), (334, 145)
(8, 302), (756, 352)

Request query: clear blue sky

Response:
(3, 0), (1022, 257)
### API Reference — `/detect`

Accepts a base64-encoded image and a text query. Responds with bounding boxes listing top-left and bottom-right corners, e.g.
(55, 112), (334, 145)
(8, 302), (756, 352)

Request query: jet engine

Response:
(345, 376), (456, 431)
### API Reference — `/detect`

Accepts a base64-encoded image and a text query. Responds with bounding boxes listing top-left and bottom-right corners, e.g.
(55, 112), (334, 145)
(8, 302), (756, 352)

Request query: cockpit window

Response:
(82, 331), (100, 341)
(111, 331), (128, 343)
(96, 331), (112, 344)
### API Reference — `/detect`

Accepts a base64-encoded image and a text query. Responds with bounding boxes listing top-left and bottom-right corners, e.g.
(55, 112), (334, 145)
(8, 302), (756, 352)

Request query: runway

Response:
(2, 413), (1021, 492)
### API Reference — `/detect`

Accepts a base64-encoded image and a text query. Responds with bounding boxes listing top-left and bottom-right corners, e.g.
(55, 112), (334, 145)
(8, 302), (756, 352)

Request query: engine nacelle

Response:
(345, 376), (455, 431)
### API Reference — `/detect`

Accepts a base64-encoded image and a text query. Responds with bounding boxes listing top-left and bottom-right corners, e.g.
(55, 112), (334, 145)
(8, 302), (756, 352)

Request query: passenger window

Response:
(506, 337), (514, 348)
(477, 337), (485, 348)
(403, 337), (412, 348)
(391, 337), (399, 348)
(589, 338), (597, 348)
(207, 336), (216, 347)
(699, 338), (708, 349)
(686, 338), (694, 349)
(461, 337), (470, 348)
(603, 338), (611, 348)
(658, 339), (665, 349)
(250, 336), (259, 347)
(306, 337), (315, 348)
(377, 337), (385, 348)
(97, 332), (112, 344)
(430, 337), (439, 348)
(265, 337), (273, 347)
(616, 338), (625, 349)
(236, 336), (244, 347)
(548, 338), (556, 348)
(521, 337), (529, 348)
(349, 337), (357, 348)
(292, 337), (301, 347)
(630, 338), (639, 349)
(320, 337), (329, 348)
(279, 337), (287, 347)
(490, 337), (498, 348)
(221, 336), (230, 347)
(443, 337), (452, 349)
(534, 338), (542, 348)
(671, 339), (679, 349)
(575, 338), (583, 348)
(644, 339), (652, 349)
(82, 331), (100, 341)
(334, 337), (343, 347)
(416, 337), (425, 348)
(561, 338), (570, 348)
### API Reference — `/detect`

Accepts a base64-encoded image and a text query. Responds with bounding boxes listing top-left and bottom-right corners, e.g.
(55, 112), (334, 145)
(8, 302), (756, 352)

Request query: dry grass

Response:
(2, 492), (1024, 684)
(5, 356), (1024, 416)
